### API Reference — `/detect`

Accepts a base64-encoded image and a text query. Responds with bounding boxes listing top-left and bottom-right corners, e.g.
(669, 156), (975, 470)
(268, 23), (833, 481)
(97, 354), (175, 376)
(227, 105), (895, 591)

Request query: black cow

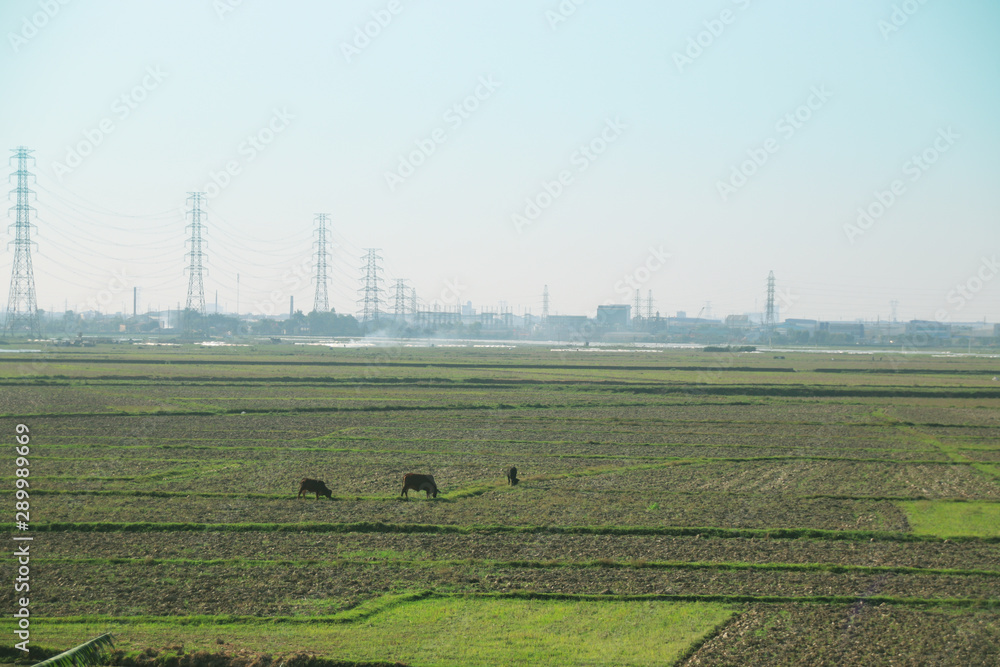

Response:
(400, 473), (439, 499)
(506, 466), (519, 485)
(298, 478), (332, 499)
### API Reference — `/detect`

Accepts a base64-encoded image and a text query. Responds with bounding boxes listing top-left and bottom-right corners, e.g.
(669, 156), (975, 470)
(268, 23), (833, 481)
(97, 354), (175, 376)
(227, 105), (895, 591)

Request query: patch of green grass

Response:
(22, 597), (735, 666)
(901, 501), (1000, 538)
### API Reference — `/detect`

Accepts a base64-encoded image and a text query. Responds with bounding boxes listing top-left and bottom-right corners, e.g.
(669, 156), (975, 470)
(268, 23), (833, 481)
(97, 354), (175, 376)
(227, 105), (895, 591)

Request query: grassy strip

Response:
(0, 357), (797, 372)
(20, 592), (1000, 625)
(467, 590), (1000, 608)
(10, 450), (962, 472)
(0, 645), (402, 667)
(35, 555), (1000, 579)
(901, 501), (1000, 538)
(3, 596), (737, 666)
(0, 403), (536, 419)
(22, 489), (343, 500)
(814, 367), (1000, 375)
(18, 520), (1000, 543)
(612, 385), (1000, 399)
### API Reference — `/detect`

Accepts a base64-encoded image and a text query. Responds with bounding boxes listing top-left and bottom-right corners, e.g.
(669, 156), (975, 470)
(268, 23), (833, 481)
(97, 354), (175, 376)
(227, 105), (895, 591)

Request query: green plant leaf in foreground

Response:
(31, 632), (114, 667)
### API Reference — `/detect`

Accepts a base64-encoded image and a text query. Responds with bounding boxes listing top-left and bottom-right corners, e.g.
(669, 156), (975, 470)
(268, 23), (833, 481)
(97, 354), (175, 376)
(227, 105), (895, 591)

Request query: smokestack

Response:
(290, 295), (294, 319)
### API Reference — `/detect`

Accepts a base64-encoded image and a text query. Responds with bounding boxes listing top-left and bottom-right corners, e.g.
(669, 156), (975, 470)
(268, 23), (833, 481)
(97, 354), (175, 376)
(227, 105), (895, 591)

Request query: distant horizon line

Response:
(14, 306), (998, 328)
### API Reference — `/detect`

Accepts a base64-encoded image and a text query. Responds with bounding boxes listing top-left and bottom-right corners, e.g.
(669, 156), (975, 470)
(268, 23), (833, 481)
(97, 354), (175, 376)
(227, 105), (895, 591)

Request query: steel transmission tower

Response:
(542, 285), (549, 321)
(646, 290), (654, 320)
(313, 213), (331, 312)
(633, 289), (642, 323)
(4, 147), (40, 337)
(357, 248), (384, 329)
(184, 192), (207, 315)
(393, 279), (408, 320)
(764, 271), (776, 333)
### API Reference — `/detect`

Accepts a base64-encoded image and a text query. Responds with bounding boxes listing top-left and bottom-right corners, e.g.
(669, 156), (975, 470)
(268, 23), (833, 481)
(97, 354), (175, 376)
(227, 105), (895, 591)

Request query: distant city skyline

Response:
(2, 1), (998, 324)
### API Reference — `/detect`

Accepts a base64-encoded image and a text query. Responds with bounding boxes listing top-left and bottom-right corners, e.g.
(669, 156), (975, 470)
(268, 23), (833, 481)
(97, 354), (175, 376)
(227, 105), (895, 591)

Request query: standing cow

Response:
(298, 478), (332, 499)
(400, 473), (439, 499)
(505, 466), (519, 485)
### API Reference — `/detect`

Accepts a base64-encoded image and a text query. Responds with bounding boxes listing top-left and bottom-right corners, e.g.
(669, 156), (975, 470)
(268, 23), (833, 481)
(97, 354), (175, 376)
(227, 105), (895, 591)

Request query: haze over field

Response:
(1, 1), (998, 322)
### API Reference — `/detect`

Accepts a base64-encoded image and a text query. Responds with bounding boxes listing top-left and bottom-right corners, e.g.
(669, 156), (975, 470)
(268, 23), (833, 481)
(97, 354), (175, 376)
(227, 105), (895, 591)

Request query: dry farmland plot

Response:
(2, 345), (1000, 665)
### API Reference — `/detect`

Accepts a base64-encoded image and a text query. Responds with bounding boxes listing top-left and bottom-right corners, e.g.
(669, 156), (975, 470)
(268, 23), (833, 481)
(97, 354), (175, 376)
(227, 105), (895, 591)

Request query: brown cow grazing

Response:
(298, 478), (332, 499)
(400, 473), (438, 499)
(506, 466), (519, 485)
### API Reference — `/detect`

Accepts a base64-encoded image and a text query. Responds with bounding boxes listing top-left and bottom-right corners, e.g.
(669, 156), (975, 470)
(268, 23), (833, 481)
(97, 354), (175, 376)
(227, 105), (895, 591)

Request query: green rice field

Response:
(2, 342), (999, 665)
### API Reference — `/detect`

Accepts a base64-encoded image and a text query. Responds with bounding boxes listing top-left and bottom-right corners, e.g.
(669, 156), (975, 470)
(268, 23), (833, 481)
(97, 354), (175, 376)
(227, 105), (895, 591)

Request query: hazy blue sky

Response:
(1, 0), (998, 322)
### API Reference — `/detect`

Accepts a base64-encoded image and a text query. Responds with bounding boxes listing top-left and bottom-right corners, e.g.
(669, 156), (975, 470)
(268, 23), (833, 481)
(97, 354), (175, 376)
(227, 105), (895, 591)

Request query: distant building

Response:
(785, 318), (818, 331)
(414, 310), (462, 327)
(905, 320), (951, 344)
(547, 315), (590, 331)
(819, 321), (864, 338)
(596, 304), (631, 327)
(725, 314), (751, 329)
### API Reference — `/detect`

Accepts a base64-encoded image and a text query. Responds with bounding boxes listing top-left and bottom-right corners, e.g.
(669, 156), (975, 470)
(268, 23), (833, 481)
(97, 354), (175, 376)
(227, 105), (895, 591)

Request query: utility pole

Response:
(313, 213), (331, 312)
(393, 279), (408, 321)
(184, 192), (207, 315)
(357, 248), (384, 331)
(764, 271), (776, 342)
(4, 147), (40, 337)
